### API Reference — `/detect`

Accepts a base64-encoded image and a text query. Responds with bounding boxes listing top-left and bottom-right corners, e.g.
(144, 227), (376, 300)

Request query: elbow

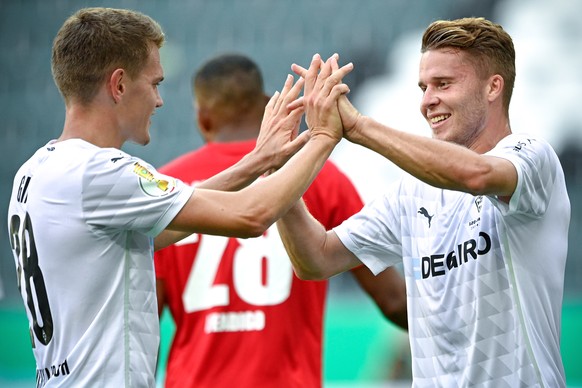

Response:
(292, 263), (329, 281)
(463, 177), (489, 196)
(236, 221), (270, 239)
(236, 205), (278, 238)
(293, 268), (328, 281)
(457, 163), (495, 196)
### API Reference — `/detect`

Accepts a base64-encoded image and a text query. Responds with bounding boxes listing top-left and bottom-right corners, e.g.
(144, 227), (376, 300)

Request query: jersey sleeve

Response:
(486, 134), (561, 218)
(333, 182), (403, 275)
(304, 161), (364, 230)
(82, 150), (194, 237)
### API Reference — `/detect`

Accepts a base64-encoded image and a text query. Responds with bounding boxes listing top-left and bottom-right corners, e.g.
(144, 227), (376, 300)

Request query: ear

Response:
(109, 68), (125, 104)
(195, 103), (215, 142)
(487, 74), (504, 103)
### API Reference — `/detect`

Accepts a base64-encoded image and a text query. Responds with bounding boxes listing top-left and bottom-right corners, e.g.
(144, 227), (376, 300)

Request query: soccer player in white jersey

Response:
(6, 7), (353, 387)
(278, 17), (570, 387)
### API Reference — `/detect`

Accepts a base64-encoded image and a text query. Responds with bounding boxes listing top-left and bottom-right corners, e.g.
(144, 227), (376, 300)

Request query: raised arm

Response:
(277, 199), (362, 279)
(290, 62), (518, 200)
(197, 75), (309, 192)
(341, 105), (518, 199)
(155, 54), (352, 250)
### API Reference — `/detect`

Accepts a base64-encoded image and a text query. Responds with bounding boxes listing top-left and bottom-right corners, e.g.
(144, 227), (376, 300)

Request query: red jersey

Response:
(155, 140), (364, 388)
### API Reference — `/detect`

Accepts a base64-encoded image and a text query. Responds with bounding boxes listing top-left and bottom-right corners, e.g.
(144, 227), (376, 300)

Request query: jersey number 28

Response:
(9, 213), (54, 346)
(181, 226), (293, 312)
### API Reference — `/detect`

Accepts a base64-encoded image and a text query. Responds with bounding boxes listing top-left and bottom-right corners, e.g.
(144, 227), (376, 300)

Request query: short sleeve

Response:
(486, 134), (561, 218)
(334, 185), (403, 275)
(82, 150), (194, 237)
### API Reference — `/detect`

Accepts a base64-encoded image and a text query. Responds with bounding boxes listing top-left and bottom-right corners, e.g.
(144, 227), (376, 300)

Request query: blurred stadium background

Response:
(1, 0), (580, 386)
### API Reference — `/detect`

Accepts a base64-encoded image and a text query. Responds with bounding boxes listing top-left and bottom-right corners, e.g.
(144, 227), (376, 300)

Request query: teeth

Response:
(430, 115), (449, 124)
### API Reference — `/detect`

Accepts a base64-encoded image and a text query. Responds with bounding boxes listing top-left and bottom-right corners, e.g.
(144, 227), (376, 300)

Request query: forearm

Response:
(277, 197), (359, 280)
(277, 200), (332, 280)
(242, 135), (338, 229)
(154, 229), (190, 251)
(165, 134), (339, 240)
(197, 149), (267, 191)
(347, 116), (508, 195)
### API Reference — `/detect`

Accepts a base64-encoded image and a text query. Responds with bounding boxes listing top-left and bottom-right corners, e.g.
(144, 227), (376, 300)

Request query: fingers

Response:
(264, 91), (280, 120)
(272, 75), (294, 113)
(319, 62), (353, 103)
(287, 128), (310, 152)
(268, 74), (305, 119)
(287, 96), (304, 112)
(302, 54), (323, 99)
(291, 63), (307, 78)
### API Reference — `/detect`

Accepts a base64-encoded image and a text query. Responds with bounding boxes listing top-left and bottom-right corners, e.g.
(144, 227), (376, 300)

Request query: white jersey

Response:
(7, 139), (193, 387)
(334, 134), (569, 387)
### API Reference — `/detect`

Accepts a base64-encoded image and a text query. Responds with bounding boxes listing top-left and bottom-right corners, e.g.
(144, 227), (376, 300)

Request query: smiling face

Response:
(119, 43), (164, 146)
(418, 48), (490, 149)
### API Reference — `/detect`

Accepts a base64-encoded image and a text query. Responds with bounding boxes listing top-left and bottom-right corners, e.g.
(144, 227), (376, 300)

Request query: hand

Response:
(292, 56), (361, 141)
(290, 53), (353, 144)
(255, 74), (309, 171)
(338, 94), (362, 141)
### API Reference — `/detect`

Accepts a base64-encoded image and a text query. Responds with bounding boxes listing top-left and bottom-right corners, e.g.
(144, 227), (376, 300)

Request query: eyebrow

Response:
(418, 76), (453, 88)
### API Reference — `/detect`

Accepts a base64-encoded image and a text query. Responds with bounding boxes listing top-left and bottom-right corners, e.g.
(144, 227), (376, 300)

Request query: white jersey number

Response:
(182, 226), (293, 313)
(9, 213), (54, 345)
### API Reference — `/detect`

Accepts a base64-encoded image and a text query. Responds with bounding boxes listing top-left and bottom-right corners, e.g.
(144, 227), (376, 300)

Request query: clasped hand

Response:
(289, 53), (354, 143)
(256, 53), (356, 173)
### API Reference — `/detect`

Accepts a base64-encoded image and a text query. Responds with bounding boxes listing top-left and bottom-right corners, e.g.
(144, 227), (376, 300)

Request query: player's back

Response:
(8, 139), (173, 387)
(156, 140), (364, 388)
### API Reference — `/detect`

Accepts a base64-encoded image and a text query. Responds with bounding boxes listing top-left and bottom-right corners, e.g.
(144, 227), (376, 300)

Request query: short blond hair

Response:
(421, 17), (515, 114)
(51, 7), (165, 104)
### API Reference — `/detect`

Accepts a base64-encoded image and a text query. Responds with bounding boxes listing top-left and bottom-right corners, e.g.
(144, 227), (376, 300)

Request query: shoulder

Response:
(488, 134), (563, 179)
(490, 134), (557, 159)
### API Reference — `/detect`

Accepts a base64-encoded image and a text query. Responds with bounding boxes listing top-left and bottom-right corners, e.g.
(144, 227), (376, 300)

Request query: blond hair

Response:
(421, 17), (515, 114)
(51, 7), (165, 104)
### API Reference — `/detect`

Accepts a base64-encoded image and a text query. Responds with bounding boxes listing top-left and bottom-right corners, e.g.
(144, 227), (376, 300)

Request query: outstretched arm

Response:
(290, 63), (518, 200)
(277, 199), (361, 279)
(341, 108), (518, 199)
(198, 75), (309, 192)
(155, 54), (352, 250)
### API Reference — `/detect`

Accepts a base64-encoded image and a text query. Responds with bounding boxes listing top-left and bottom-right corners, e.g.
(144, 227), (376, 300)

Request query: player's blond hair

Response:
(52, 7), (165, 105)
(421, 17), (515, 114)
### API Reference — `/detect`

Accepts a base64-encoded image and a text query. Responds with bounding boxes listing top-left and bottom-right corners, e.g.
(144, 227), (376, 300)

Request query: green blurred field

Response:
(2, 298), (581, 386)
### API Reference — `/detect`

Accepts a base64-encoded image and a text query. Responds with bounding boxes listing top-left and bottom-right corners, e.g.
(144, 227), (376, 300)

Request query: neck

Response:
(59, 103), (123, 148)
(472, 119), (512, 154)
(210, 118), (261, 143)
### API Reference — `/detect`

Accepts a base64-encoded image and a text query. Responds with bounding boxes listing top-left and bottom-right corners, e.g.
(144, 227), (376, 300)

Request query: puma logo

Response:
(418, 207), (434, 228)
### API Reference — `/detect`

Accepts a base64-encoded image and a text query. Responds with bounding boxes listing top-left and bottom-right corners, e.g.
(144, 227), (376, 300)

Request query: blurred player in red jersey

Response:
(154, 54), (408, 388)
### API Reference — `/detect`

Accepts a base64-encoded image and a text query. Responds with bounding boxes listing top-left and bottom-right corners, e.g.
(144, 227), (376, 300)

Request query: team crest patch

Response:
(132, 162), (176, 197)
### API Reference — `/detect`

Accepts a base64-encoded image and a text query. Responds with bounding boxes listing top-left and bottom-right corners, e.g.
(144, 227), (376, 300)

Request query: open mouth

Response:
(430, 114), (450, 125)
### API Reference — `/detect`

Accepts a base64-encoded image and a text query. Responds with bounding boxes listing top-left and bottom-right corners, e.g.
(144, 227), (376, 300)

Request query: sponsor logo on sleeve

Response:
(512, 138), (533, 152)
(132, 162), (176, 197)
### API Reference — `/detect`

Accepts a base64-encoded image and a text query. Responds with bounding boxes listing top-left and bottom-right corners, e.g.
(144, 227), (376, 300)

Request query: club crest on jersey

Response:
(132, 162), (176, 197)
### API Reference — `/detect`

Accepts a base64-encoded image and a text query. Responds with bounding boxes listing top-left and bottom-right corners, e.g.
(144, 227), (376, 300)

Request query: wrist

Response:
(344, 114), (366, 144)
(308, 127), (342, 147)
(239, 149), (271, 178)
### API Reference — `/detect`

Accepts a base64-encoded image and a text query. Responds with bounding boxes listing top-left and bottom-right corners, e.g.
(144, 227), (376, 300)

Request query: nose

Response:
(420, 86), (439, 114)
(156, 91), (164, 108)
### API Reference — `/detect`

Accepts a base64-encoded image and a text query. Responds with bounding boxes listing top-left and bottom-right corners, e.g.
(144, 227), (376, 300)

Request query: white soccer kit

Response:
(334, 134), (569, 387)
(8, 139), (193, 387)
